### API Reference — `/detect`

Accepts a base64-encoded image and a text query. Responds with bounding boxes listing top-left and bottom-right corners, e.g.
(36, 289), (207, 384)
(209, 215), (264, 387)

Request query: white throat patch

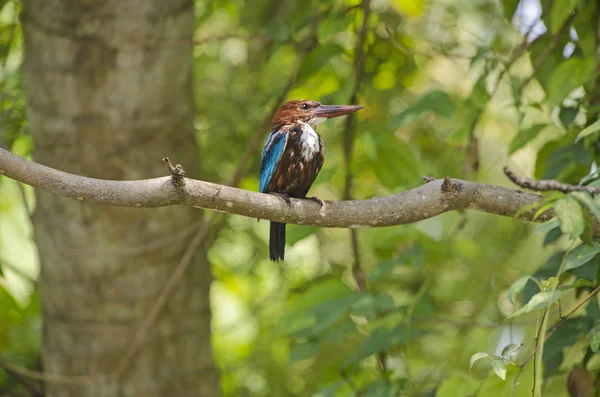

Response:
(308, 117), (327, 128)
(299, 122), (321, 160)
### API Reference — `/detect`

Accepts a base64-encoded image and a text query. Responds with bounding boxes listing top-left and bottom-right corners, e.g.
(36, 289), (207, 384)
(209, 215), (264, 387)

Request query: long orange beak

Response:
(313, 104), (364, 118)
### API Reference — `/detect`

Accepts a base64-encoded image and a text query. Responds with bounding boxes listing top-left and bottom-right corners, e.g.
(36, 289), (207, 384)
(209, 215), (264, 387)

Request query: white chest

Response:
(299, 122), (321, 160)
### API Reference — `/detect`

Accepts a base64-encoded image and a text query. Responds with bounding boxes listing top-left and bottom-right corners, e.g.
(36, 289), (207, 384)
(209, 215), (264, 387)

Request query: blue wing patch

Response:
(260, 130), (288, 193)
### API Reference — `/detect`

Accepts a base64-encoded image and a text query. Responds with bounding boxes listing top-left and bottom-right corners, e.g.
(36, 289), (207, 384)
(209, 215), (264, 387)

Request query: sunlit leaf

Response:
(509, 124), (546, 154)
(554, 196), (585, 239)
(549, 0), (580, 34)
(387, 0), (424, 17)
(544, 317), (594, 376)
(343, 325), (427, 367)
(469, 352), (489, 369)
(289, 341), (319, 364)
(576, 119), (600, 142)
(564, 243), (600, 271)
(546, 57), (596, 106)
(390, 90), (454, 129)
(501, 343), (523, 358)
(536, 218), (560, 233)
(507, 276), (531, 305)
(589, 322), (600, 353)
(491, 357), (507, 380)
(469, 75), (489, 109)
(559, 278), (595, 290)
(507, 290), (562, 318)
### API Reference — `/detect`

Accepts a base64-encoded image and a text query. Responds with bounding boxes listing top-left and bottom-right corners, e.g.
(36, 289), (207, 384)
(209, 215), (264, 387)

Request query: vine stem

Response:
(532, 241), (574, 397)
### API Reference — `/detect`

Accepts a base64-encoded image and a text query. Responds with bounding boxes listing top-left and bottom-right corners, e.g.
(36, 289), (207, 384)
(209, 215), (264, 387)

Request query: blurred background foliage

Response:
(1, 0), (600, 395)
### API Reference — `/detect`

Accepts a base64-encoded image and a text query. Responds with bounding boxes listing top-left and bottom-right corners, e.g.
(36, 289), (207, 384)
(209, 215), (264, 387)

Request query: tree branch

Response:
(504, 166), (600, 195)
(0, 148), (559, 229)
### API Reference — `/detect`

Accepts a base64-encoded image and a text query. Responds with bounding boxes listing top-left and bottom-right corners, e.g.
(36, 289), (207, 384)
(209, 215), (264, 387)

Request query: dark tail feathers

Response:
(269, 222), (286, 262)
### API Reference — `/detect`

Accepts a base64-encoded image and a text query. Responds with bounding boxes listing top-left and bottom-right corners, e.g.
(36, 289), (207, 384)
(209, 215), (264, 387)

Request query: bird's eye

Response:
(300, 103), (309, 110)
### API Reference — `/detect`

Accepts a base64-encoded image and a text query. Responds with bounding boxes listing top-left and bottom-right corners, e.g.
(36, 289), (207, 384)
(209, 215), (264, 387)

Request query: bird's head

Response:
(272, 99), (363, 130)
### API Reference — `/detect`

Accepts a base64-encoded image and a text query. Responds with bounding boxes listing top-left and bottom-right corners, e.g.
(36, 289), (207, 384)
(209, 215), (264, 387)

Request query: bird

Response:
(259, 99), (364, 262)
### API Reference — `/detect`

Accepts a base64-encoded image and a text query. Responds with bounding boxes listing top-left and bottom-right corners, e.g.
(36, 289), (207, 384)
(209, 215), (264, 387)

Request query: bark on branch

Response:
(0, 148), (552, 227)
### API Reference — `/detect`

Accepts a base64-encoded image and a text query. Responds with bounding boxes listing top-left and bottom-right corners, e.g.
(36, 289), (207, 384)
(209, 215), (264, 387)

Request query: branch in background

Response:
(342, 0), (373, 376)
(504, 166), (600, 195)
(343, 0), (370, 290)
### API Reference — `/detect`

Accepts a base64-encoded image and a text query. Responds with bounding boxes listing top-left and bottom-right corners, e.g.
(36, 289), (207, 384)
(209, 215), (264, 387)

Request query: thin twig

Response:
(343, 0), (370, 289)
(504, 166), (600, 195)
(343, 0), (376, 374)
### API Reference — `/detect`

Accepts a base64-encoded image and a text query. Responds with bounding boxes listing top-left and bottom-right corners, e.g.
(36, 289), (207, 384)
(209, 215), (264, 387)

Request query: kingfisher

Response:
(260, 99), (363, 262)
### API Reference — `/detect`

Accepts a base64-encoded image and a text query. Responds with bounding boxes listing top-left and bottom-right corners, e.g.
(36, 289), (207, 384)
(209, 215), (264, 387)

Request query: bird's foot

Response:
(307, 196), (324, 208)
(269, 192), (292, 206)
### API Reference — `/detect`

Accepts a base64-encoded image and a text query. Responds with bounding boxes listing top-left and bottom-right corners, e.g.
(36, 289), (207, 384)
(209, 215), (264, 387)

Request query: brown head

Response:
(271, 99), (363, 130)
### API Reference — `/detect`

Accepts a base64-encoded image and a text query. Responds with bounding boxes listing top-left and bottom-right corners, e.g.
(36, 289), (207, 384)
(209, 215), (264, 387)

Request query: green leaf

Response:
(501, 343), (523, 358)
(572, 191), (600, 220)
(362, 380), (399, 397)
(350, 294), (378, 317)
(576, 119), (600, 142)
(502, 0), (520, 20)
(559, 106), (579, 128)
(310, 293), (362, 335)
(554, 196), (585, 239)
(343, 325), (427, 367)
(491, 357), (507, 380)
(390, 90), (454, 129)
(314, 381), (345, 397)
(546, 57), (596, 106)
(276, 278), (353, 336)
(507, 276), (531, 305)
(436, 375), (479, 397)
(536, 218), (560, 233)
(550, 0), (580, 34)
(544, 317), (594, 377)
(367, 258), (404, 282)
(509, 124), (546, 154)
(589, 322), (600, 353)
(317, 15), (352, 42)
(298, 44), (343, 80)
(289, 341), (319, 364)
(507, 290), (562, 318)
(469, 75), (489, 108)
(469, 352), (490, 369)
(564, 243), (600, 271)
(559, 278), (596, 290)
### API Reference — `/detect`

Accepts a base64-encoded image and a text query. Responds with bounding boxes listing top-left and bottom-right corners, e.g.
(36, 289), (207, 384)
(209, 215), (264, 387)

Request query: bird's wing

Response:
(260, 129), (289, 193)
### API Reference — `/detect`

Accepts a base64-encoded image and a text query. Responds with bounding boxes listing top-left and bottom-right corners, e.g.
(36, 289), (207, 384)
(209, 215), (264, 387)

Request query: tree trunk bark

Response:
(21, 1), (219, 396)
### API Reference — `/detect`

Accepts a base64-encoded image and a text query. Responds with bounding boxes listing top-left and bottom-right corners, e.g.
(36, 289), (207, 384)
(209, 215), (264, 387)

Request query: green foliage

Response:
(2, 0), (600, 396)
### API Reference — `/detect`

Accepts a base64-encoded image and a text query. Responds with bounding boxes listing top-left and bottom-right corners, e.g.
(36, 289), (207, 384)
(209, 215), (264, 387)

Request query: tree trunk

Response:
(21, 1), (219, 396)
